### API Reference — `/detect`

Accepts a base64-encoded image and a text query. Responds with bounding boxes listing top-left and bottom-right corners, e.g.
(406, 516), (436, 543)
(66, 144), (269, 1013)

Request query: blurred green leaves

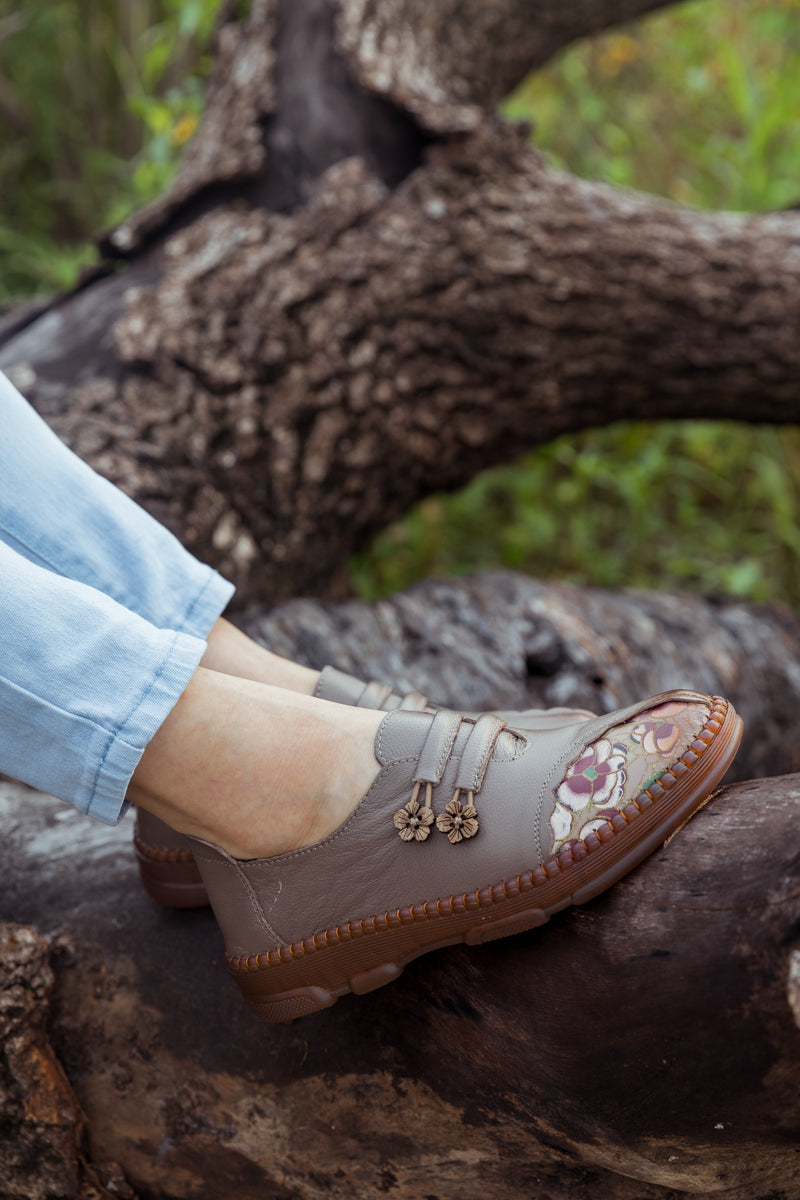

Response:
(352, 423), (800, 610)
(504, 0), (800, 211)
(0, 0), (223, 304)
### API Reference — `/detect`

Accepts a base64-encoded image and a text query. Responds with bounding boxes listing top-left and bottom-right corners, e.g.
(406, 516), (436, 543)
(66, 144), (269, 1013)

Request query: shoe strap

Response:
(454, 713), (508, 795)
(413, 710), (463, 785)
(315, 664), (429, 712)
(358, 679), (396, 710)
(411, 710), (509, 797)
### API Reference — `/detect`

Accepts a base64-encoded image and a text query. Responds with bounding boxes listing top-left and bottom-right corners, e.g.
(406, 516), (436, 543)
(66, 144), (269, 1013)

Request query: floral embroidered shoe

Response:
(133, 665), (595, 908)
(186, 689), (742, 1023)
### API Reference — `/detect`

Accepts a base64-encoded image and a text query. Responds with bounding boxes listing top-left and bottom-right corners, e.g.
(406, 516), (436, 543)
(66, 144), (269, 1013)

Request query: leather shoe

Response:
(186, 690), (741, 1022)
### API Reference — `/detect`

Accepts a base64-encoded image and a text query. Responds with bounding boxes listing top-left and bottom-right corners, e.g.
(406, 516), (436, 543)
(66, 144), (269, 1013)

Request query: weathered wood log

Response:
(336, 0), (678, 133)
(0, 924), (137, 1200)
(1, 576), (799, 1200)
(2, 771), (797, 1200)
(2, 1), (800, 606)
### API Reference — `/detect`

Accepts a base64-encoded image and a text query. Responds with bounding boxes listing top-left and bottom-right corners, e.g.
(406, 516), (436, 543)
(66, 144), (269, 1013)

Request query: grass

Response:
(0, 0), (222, 305)
(351, 421), (800, 610)
(1, 0), (799, 610)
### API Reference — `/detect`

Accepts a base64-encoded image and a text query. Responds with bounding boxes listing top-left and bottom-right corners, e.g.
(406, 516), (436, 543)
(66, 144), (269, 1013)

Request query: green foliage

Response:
(354, 0), (800, 610)
(351, 422), (800, 610)
(0, 0), (223, 304)
(504, 0), (800, 212)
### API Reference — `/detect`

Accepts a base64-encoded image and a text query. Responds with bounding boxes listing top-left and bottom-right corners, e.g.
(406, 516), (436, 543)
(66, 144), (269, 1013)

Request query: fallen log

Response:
(2, 774), (797, 1199)
(1, 576), (798, 1200)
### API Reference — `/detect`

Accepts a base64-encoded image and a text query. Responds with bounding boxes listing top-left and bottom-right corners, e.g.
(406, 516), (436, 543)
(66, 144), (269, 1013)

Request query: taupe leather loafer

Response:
(134, 665), (595, 908)
(186, 690), (742, 1023)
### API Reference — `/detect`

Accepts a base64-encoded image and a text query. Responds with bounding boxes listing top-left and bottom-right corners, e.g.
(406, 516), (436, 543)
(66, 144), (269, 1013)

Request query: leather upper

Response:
(189, 689), (712, 957)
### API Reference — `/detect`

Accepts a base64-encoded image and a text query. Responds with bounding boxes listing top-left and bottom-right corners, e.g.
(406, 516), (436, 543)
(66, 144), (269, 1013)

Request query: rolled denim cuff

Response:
(175, 569), (236, 641)
(83, 630), (207, 825)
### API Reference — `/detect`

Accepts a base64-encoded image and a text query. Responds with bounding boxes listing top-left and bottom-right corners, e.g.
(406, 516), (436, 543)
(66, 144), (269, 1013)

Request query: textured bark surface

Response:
(2, 4), (800, 606)
(336, 0), (676, 132)
(0, 923), (137, 1200)
(4, 128), (800, 605)
(2, 577), (800, 1200)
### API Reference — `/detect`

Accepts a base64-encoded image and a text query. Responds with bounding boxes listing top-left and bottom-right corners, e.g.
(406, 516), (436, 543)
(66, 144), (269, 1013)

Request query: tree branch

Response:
(3, 127), (797, 603)
(336, 0), (680, 133)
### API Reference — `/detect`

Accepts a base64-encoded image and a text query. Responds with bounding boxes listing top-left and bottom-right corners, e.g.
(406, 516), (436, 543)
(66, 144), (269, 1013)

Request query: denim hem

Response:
(176, 569), (236, 640)
(84, 630), (207, 825)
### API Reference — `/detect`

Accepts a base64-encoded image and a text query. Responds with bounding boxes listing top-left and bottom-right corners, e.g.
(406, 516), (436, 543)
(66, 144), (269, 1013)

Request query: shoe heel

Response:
(240, 983), (338, 1023)
(134, 848), (210, 909)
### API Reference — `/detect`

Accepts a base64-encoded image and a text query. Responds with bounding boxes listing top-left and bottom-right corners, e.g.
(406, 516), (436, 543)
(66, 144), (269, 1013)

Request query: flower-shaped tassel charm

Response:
(393, 782), (435, 842)
(436, 790), (479, 844)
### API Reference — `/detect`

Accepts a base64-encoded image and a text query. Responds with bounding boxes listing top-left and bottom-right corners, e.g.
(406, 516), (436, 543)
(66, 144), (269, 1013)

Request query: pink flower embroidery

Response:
(631, 702), (684, 755)
(551, 737), (627, 844)
(556, 738), (627, 811)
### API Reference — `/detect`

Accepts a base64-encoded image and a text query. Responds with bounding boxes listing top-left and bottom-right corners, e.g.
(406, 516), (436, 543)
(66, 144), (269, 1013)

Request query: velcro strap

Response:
(398, 690), (429, 711)
(313, 665), (366, 706)
(358, 680), (396, 710)
(454, 714), (507, 795)
(414, 709), (463, 785)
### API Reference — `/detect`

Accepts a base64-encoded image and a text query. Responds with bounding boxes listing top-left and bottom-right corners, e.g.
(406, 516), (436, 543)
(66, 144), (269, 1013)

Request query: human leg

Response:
(0, 539), (215, 823)
(0, 531), (383, 840)
(0, 529), (742, 1022)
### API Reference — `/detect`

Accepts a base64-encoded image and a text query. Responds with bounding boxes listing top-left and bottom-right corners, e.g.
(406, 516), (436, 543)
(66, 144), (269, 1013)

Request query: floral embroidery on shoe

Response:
(550, 739), (628, 845)
(557, 738), (628, 807)
(549, 698), (712, 853)
(393, 797), (434, 842)
(436, 795), (479, 844)
(631, 701), (685, 755)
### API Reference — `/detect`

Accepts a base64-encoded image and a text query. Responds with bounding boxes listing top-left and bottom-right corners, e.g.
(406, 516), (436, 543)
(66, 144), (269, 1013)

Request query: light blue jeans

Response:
(0, 369), (235, 823)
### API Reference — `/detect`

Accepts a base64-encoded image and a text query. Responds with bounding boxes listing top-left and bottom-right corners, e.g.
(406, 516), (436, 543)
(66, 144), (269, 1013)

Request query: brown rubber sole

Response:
(227, 697), (743, 1023)
(134, 838), (209, 909)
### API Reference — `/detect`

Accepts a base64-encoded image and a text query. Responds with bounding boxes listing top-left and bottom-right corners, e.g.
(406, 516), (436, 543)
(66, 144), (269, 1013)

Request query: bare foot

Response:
(128, 667), (383, 859)
(199, 618), (321, 695)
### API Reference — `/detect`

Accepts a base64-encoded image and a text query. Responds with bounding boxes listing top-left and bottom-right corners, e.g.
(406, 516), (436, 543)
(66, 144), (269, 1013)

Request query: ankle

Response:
(201, 618), (320, 695)
(129, 670), (383, 859)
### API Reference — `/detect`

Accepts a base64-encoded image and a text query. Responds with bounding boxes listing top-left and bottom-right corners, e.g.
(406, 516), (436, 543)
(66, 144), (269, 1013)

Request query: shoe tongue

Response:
(374, 709), (436, 767)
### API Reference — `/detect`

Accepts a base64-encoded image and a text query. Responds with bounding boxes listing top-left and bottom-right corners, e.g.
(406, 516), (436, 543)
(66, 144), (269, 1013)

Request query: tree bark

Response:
(336, 0), (678, 133)
(0, 925), (137, 1200)
(3, 126), (800, 605)
(2, 2), (799, 606)
(1, 575), (799, 1200)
